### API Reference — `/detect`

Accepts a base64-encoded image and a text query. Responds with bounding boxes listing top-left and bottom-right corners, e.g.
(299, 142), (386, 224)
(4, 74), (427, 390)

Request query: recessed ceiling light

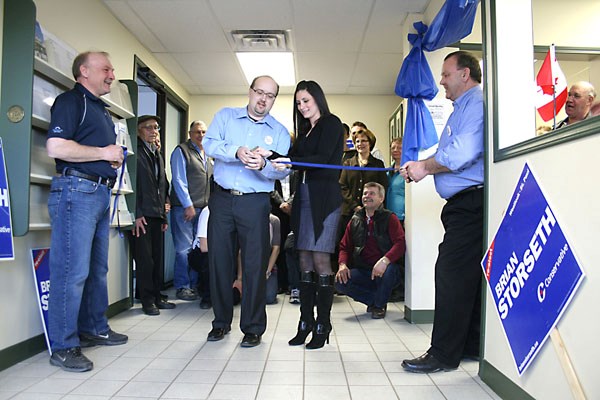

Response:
(236, 52), (296, 87)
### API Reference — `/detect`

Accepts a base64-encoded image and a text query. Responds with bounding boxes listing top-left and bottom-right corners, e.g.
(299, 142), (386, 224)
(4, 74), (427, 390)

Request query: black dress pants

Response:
(132, 217), (164, 307)
(208, 190), (270, 335)
(428, 188), (483, 367)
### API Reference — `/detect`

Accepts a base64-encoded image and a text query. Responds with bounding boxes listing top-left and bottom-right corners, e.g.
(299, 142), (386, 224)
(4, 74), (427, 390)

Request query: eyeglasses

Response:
(251, 87), (277, 100)
(141, 124), (160, 131)
(191, 130), (206, 134)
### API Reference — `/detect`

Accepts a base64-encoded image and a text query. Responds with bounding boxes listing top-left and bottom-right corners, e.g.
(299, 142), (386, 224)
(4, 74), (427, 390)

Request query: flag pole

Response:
(553, 88), (557, 129)
(551, 44), (557, 129)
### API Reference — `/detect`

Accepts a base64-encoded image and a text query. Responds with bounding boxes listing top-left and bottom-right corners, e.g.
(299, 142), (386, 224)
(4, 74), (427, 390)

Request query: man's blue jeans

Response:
(171, 206), (201, 289)
(335, 263), (401, 309)
(47, 176), (111, 351)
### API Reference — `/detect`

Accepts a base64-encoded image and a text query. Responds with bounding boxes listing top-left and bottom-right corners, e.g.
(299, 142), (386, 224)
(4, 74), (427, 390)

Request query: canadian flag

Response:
(536, 45), (568, 122)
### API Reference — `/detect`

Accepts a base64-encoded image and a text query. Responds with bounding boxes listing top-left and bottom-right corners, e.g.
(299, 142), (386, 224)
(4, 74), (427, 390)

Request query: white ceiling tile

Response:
(352, 52), (404, 89)
(126, 0), (229, 52)
(291, 0), (373, 52)
(295, 52), (356, 89)
(101, 0), (473, 95)
(152, 53), (194, 85)
(209, 0), (294, 31)
(173, 52), (246, 87)
(103, 0), (166, 52)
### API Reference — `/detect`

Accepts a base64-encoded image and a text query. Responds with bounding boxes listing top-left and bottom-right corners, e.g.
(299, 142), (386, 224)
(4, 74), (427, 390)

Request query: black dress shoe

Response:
(371, 306), (386, 319)
(142, 304), (160, 316)
(199, 299), (212, 309)
(240, 333), (261, 347)
(159, 292), (169, 301)
(207, 327), (230, 342)
(402, 353), (456, 373)
(156, 300), (176, 309)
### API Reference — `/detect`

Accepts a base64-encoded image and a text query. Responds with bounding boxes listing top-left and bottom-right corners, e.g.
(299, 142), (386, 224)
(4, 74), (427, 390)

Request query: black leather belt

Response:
(216, 183), (246, 196)
(63, 168), (116, 189)
(449, 184), (483, 201)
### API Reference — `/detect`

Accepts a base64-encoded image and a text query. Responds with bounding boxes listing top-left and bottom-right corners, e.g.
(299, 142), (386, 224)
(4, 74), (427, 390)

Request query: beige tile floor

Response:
(0, 291), (502, 399)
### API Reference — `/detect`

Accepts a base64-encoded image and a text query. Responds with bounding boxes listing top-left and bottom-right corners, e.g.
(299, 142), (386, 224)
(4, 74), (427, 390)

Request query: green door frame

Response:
(0, 0), (35, 236)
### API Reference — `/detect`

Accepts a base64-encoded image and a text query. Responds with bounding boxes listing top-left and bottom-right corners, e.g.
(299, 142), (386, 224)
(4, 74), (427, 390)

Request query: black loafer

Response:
(371, 306), (386, 319)
(156, 300), (176, 309)
(207, 327), (230, 342)
(402, 353), (456, 373)
(240, 333), (261, 347)
(199, 299), (212, 309)
(142, 304), (160, 316)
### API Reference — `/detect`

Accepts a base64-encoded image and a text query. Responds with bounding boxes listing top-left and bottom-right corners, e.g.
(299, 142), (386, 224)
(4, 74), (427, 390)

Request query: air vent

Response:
(230, 30), (291, 52)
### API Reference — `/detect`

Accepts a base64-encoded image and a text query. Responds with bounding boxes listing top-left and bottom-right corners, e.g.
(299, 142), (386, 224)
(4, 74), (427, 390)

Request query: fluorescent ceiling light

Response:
(236, 52), (296, 87)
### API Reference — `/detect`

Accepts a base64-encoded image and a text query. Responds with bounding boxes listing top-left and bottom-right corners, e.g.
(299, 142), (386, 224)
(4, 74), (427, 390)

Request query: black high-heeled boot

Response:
(289, 271), (316, 346)
(306, 274), (334, 350)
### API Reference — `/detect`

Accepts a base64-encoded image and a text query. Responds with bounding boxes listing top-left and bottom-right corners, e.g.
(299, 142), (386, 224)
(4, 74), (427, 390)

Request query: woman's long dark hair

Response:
(293, 80), (331, 138)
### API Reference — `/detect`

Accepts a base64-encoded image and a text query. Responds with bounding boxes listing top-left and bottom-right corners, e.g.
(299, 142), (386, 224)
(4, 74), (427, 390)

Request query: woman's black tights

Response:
(298, 250), (332, 275)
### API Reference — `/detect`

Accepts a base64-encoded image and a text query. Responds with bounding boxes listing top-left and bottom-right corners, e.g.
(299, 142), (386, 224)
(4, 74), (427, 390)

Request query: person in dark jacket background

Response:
(132, 115), (175, 315)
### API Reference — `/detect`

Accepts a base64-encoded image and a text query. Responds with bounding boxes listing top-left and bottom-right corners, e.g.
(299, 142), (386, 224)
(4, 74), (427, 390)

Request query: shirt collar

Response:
(453, 85), (481, 109)
(188, 139), (202, 154)
(74, 82), (109, 107)
(233, 106), (277, 129)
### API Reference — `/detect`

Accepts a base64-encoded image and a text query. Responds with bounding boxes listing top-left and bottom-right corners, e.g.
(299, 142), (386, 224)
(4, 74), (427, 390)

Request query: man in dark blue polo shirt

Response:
(46, 51), (128, 372)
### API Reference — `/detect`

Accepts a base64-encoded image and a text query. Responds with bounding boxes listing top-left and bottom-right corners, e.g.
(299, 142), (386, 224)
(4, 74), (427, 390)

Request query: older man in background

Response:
(132, 115), (175, 316)
(555, 81), (596, 129)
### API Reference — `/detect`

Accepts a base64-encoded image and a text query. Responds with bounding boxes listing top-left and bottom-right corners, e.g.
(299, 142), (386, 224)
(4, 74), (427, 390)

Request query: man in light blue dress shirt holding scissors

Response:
(203, 75), (290, 347)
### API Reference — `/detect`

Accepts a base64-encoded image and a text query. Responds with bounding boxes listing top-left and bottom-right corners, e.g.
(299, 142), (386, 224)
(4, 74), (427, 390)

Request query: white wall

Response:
(484, 0), (600, 398)
(187, 94), (401, 163)
(533, 0), (600, 48)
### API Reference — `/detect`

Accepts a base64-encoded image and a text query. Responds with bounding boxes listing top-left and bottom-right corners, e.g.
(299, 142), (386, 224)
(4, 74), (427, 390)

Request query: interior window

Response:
(495, 0), (600, 159)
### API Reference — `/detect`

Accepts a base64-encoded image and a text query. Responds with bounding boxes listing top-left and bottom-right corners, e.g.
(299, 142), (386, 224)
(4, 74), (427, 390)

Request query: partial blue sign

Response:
(482, 162), (584, 375)
(31, 248), (51, 354)
(0, 138), (14, 260)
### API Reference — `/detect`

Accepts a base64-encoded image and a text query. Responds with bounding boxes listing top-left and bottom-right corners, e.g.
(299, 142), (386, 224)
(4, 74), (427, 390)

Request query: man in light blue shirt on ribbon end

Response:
(400, 51), (484, 374)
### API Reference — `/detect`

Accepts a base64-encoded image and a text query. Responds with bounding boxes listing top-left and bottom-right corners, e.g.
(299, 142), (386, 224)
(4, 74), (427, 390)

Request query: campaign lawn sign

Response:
(0, 138), (14, 260)
(31, 248), (52, 354)
(481, 162), (584, 375)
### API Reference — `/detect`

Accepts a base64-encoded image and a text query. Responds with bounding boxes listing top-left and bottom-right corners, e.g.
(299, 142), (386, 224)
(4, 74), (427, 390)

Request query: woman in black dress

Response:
(268, 80), (344, 349)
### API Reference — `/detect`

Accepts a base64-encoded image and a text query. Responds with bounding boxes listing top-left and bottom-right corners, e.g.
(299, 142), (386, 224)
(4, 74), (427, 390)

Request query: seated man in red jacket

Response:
(335, 182), (405, 319)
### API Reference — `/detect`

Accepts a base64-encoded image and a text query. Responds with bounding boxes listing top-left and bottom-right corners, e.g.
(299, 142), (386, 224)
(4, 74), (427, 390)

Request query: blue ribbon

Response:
(280, 160), (394, 171)
(110, 146), (128, 237)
